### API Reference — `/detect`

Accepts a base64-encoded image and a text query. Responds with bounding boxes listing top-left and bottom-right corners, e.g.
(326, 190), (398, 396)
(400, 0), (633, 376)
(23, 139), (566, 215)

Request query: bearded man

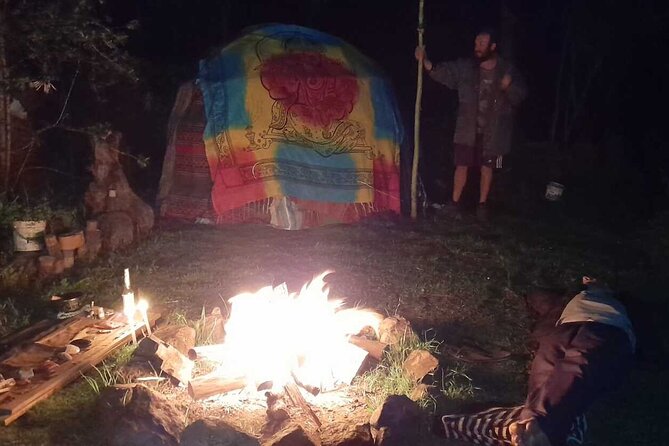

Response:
(416, 29), (527, 219)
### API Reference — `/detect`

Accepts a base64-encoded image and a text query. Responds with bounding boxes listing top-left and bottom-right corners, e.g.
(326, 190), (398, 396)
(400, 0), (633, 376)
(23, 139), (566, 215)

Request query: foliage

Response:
(355, 335), (443, 411)
(80, 345), (134, 394)
(2, 0), (137, 96)
(0, 297), (32, 337)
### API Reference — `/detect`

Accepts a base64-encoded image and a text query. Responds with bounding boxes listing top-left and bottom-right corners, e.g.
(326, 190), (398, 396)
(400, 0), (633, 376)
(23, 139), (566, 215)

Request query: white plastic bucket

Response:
(545, 181), (565, 201)
(12, 220), (47, 251)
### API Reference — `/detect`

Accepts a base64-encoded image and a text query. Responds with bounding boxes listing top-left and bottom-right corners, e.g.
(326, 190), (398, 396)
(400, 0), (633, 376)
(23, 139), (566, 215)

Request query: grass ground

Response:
(0, 207), (667, 445)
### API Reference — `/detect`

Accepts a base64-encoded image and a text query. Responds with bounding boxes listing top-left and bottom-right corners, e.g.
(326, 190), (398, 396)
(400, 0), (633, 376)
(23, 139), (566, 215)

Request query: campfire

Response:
(187, 271), (385, 421)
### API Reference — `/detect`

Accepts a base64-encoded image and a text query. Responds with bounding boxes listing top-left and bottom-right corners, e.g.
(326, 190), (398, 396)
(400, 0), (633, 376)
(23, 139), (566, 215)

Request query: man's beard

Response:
(475, 49), (494, 62)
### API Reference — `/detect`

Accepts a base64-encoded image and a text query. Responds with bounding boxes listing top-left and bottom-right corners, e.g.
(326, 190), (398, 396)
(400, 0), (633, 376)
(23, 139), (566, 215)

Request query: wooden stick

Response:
(411, 0), (426, 219)
(187, 375), (246, 400)
(348, 335), (388, 360)
(284, 382), (321, 427)
(187, 344), (227, 361)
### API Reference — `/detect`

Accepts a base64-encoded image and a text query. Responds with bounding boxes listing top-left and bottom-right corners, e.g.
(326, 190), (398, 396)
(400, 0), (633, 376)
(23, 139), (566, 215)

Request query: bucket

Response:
(12, 220), (47, 252)
(544, 181), (565, 202)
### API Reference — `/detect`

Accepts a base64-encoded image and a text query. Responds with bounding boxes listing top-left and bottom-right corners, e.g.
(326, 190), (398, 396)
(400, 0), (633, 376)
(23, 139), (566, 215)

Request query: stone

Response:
(97, 384), (184, 446)
(321, 422), (373, 446)
(402, 350), (439, 382)
(408, 384), (433, 402)
(98, 211), (135, 252)
(181, 419), (259, 446)
(263, 423), (319, 446)
(153, 325), (196, 356)
(378, 317), (418, 345)
(369, 395), (421, 445)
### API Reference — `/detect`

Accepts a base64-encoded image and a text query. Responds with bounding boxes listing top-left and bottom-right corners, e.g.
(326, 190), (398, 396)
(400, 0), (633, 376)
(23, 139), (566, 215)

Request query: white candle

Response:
(137, 299), (151, 336)
(122, 297), (136, 345)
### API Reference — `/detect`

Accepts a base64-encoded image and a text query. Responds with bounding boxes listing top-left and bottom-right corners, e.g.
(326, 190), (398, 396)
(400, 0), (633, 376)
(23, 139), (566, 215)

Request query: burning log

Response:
(187, 375), (246, 400)
(348, 335), (388, 360)
(187, 344), (227, 361)
(284, 382), (321, 428)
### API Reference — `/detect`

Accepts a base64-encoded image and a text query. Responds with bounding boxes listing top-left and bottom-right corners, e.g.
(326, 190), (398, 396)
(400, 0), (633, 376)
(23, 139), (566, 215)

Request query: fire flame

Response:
(211, 271), (382, 392)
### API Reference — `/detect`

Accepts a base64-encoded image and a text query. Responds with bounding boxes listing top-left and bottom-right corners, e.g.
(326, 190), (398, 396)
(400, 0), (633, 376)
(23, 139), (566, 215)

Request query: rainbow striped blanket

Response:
(197, 24), (402, 222)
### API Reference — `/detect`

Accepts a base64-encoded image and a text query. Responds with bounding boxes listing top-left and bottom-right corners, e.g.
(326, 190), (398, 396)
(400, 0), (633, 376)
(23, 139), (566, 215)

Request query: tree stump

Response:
(84, 132), (154, 252)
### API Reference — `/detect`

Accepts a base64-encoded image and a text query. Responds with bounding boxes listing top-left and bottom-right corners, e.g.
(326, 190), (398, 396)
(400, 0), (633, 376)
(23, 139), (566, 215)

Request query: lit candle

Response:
(122, 268), (137, 344)
(137, 299), (151, 336)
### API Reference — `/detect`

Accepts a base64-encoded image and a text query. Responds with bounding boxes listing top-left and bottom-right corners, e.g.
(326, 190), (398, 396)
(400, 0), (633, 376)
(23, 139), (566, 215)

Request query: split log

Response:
(284, 382), (321, 428)
(187, 375), (246, 400)
(348, 335), (388, 360)
(187, 344), (227, 361)
(134, 335), (193, 384)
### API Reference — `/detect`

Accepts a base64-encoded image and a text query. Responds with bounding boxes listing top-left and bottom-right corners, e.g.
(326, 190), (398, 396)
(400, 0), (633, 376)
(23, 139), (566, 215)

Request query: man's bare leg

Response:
(453, 165), (468, 203)
(479, 165), (493, 204)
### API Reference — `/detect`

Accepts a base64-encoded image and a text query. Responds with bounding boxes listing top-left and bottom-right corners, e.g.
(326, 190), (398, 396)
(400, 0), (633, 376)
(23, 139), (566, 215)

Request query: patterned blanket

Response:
(197, 24), (402, 225)
(441, 406), (587, 446)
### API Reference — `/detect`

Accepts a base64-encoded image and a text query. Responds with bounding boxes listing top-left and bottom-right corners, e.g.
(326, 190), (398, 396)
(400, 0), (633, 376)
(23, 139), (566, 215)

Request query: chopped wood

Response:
(284, 382), (321, 428)
(187, 375), (246, 400)
(134, 335), (193, 384)
(187, 344), (227, 361)
(348, 335), (388, 360)
(0, 310), (160, 425)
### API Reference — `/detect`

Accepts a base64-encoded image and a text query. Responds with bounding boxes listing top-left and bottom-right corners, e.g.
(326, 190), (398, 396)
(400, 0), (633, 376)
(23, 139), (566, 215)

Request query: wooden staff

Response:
(411, 0), (426, 219)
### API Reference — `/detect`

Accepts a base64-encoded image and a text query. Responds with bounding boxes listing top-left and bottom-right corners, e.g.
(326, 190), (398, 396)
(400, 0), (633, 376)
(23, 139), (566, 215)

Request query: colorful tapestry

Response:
(197, 24), (403, 224)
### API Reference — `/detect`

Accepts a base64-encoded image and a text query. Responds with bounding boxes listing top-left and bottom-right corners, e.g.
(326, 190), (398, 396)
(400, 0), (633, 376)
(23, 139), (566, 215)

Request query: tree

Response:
(0, 0), (137, 196)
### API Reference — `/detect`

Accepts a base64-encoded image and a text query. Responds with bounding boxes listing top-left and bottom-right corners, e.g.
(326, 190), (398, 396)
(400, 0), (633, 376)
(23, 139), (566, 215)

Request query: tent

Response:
(157, 24), (404, 229)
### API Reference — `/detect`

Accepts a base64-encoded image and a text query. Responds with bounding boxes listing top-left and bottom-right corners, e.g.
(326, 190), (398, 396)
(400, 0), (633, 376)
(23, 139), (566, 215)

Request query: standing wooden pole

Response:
(411, 0), (425, 219)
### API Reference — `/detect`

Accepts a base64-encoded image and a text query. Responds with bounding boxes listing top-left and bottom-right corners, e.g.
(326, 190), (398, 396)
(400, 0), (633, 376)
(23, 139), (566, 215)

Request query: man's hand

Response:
(415, 46), (433, 71)
(500, 73), (512, 91)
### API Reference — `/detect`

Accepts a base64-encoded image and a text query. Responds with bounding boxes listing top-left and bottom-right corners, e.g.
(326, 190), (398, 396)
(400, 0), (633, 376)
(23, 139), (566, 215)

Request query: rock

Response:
(321, 422), (373, 446)
(263, 423), (319, 446)
(97, 384), (184, 446)
(402, 350), (439, 382)
(64, 344), (81, 355)
(181, 419), (259, 446)
(98, 211), (135, 252)
(153, 325), (196, 356)
(408, 384), (432, 402)
(369, 395), (421, 445)
(378, 317), (417, 345)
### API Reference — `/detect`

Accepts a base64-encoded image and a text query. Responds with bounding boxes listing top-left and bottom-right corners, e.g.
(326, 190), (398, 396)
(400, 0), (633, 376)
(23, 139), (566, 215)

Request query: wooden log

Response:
(134, 335), (193, 384)
(348, 335), (388, 360)
(187, 375), (246, 400)
(284, 382), (321, 428)
(187, 344), (227, 361)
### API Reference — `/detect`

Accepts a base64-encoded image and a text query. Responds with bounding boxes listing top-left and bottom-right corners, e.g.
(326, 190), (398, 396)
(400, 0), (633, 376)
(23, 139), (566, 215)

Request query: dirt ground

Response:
(0, 210), (667, 445)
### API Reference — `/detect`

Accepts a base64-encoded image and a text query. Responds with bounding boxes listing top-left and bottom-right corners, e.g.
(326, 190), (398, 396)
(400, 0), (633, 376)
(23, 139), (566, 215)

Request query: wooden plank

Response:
(0, 311), (160, 426)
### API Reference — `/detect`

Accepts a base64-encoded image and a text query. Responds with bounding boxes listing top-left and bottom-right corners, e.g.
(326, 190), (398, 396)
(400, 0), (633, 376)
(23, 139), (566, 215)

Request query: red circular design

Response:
(260, 52), (359, 129)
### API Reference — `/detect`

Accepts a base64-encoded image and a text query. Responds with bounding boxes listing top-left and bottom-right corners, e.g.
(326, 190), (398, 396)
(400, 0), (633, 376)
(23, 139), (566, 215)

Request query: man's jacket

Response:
(429, 56), (527, 156)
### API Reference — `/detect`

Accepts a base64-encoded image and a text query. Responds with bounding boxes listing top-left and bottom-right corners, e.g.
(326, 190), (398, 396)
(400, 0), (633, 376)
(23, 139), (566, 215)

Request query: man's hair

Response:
(476, 27), (499, 46)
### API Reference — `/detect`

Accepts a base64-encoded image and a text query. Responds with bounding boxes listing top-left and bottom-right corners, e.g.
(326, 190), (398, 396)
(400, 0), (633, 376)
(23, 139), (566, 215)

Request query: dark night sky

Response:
(72, 0), (668, 219)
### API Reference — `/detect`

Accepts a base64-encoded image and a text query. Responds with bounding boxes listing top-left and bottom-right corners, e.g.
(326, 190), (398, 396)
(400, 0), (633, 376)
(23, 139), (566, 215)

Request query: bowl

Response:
(50, 292), (84, 313)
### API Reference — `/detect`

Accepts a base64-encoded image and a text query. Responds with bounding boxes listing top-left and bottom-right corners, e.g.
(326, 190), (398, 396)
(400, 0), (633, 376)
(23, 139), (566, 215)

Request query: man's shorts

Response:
(453, 134), (503, 168)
